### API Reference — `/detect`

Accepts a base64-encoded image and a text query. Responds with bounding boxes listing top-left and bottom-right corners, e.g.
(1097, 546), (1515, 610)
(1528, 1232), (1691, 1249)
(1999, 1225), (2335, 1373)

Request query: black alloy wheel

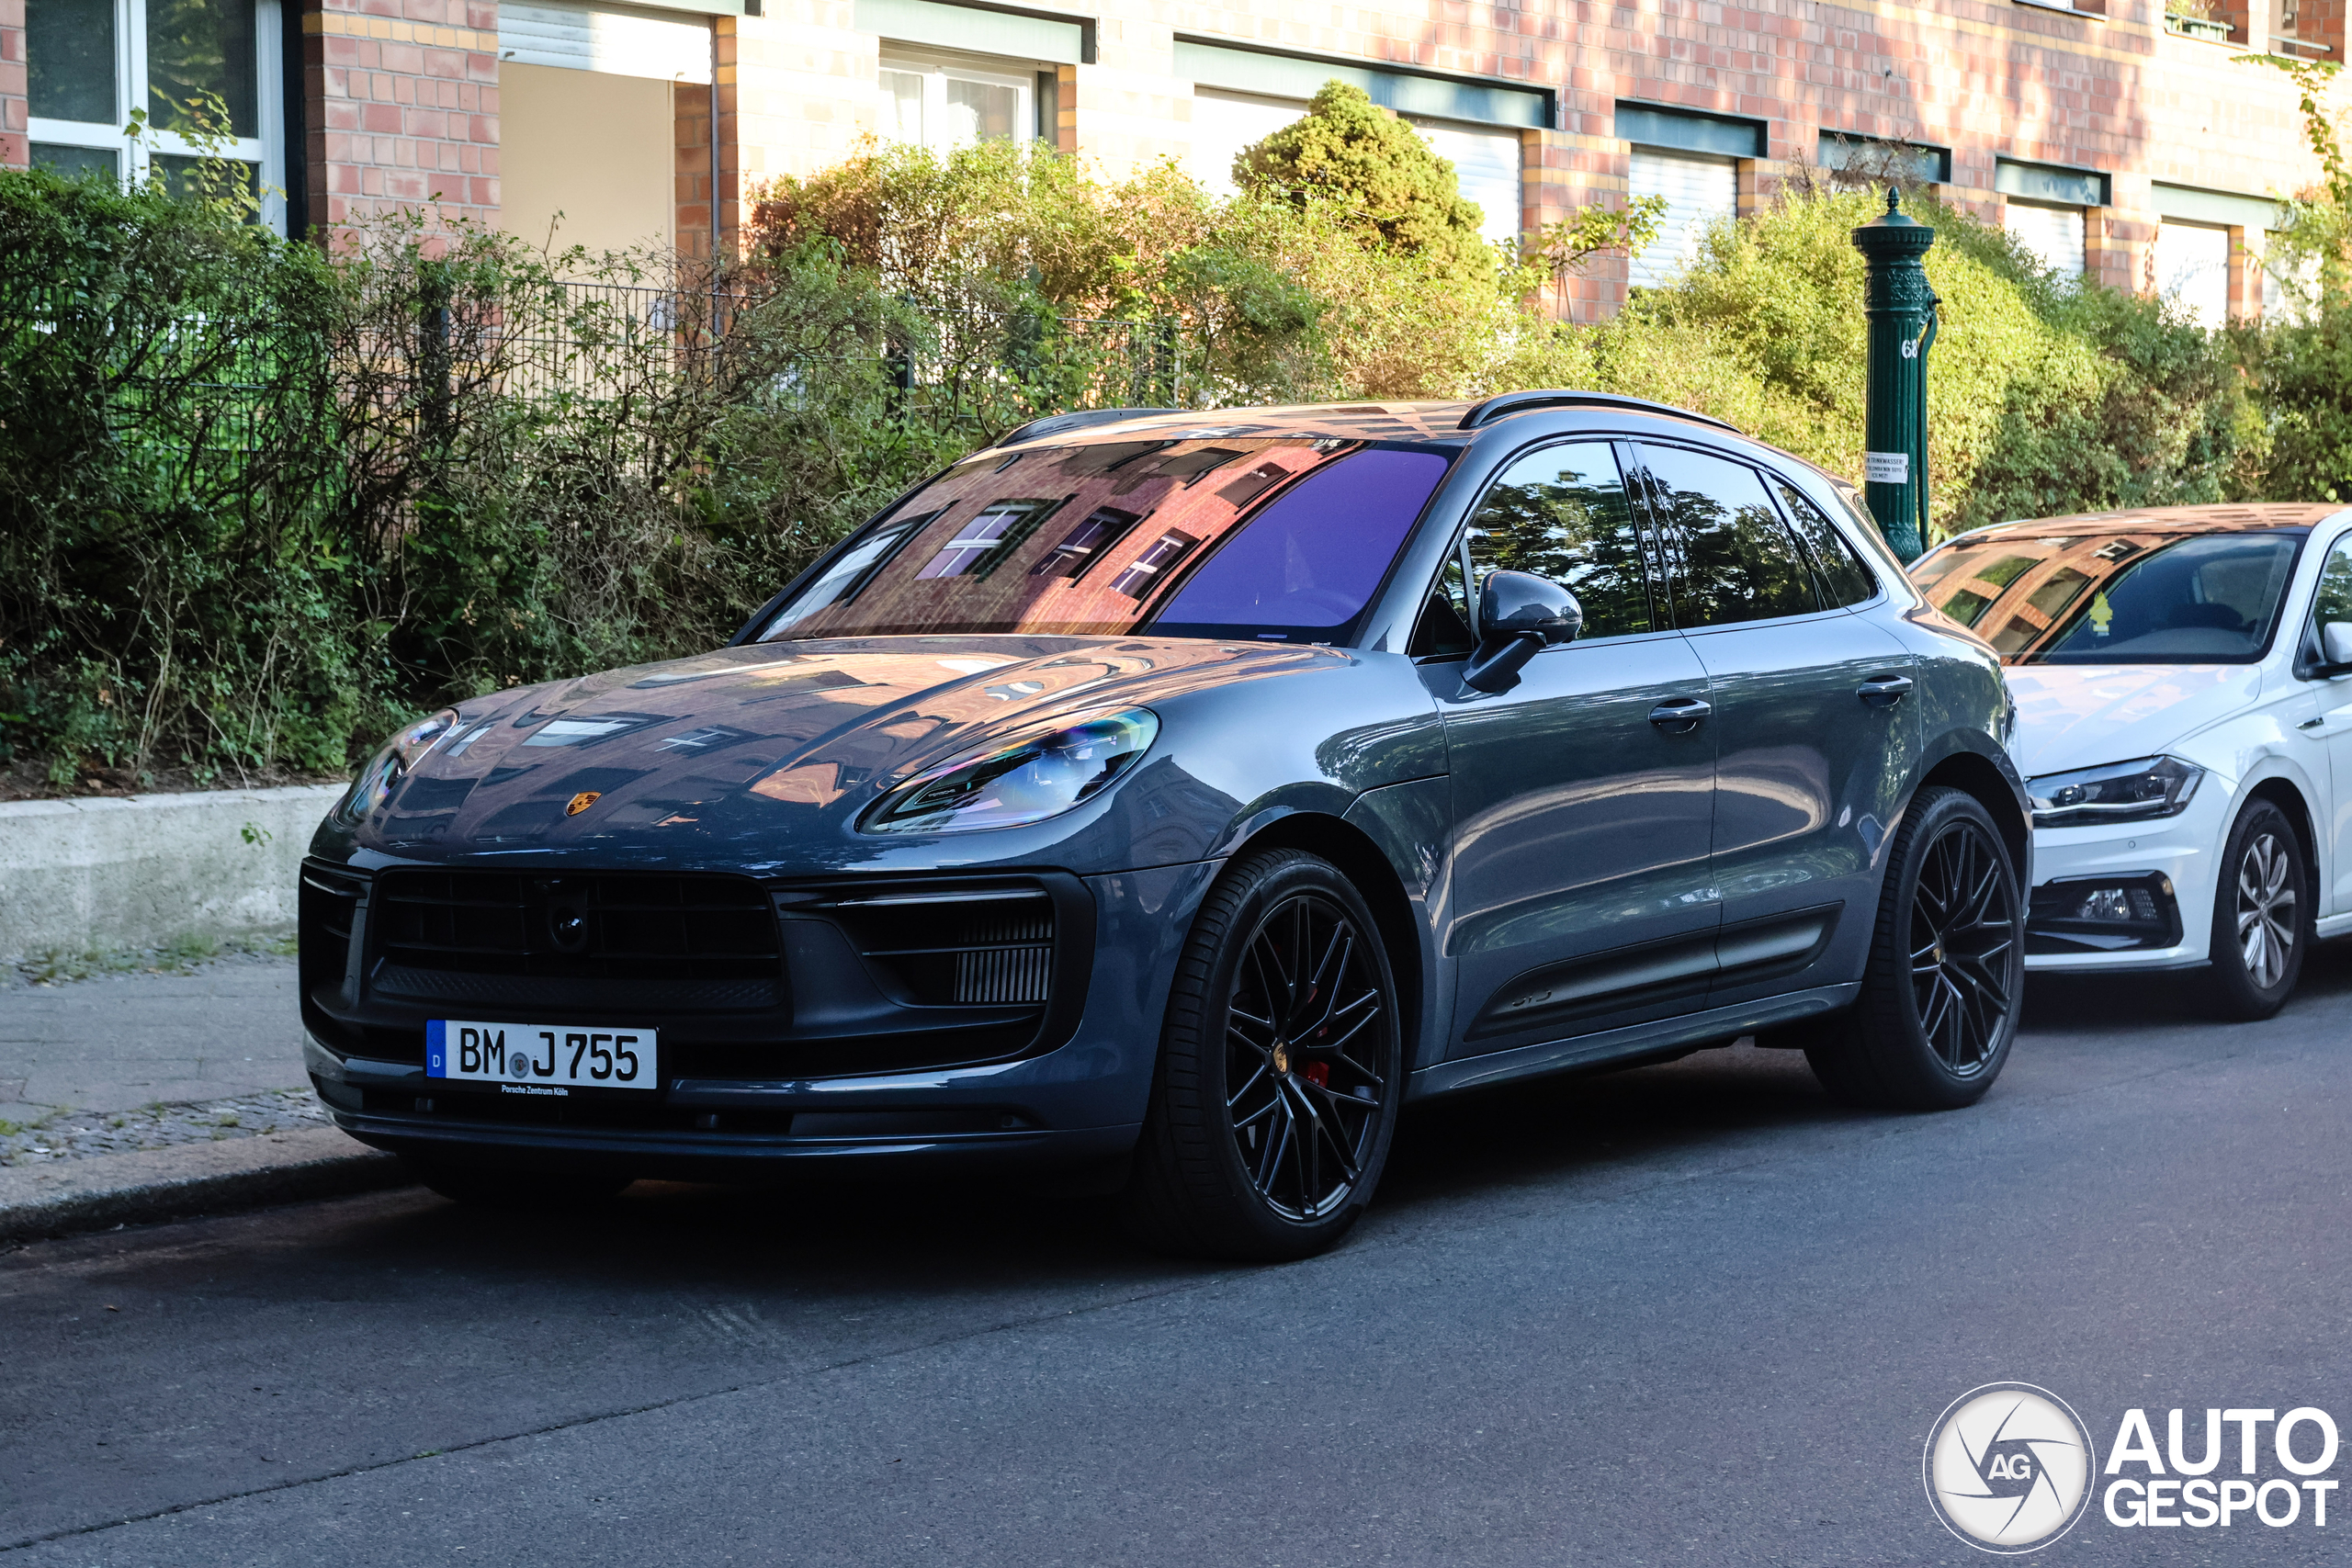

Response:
(1124, 849), (1403, 1260)
(2205, 798), (2309, 1021)
(1805, 785), (2024, 1110)
(1906, 813), (2018, 1077)
(1224, 891), (1389, 1222)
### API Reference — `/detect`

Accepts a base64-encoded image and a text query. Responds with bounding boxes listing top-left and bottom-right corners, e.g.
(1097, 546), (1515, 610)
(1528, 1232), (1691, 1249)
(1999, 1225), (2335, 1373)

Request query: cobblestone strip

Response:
(0, 1089), (331, 1168)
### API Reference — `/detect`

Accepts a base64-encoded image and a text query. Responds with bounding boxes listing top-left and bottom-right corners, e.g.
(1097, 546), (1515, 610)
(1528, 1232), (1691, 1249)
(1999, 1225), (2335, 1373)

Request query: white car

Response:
(1909, 503), (2352, 1019)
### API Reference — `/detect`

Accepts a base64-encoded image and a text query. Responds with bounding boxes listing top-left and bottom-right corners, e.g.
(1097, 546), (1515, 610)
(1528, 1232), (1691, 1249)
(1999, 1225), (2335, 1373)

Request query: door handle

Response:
(1857, 674), (1915, 709)
(1649, 697), (1712, 733)
(2300, 716), (2325, 731)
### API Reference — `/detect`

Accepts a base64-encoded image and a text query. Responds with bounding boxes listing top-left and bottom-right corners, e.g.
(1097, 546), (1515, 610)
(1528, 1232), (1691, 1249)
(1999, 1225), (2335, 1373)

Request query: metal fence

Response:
(497, 277), (1194, 412)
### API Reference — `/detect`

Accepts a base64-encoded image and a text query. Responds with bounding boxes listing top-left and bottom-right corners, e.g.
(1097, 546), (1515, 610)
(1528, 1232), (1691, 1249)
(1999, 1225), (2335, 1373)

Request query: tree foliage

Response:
(6, 100), (2331, 788)
(1233, 81), (1495, 289)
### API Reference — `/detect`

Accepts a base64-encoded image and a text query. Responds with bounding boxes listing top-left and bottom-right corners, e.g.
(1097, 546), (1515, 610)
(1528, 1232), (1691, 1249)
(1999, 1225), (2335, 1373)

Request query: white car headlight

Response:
(336, 708), (460, 825)
(2027, 755), (2204, 829)
(860, 708), (1159, 835)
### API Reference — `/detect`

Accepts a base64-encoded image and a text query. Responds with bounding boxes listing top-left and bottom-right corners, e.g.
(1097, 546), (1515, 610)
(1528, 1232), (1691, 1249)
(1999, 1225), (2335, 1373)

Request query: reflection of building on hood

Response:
(370, 637), (1344, 846)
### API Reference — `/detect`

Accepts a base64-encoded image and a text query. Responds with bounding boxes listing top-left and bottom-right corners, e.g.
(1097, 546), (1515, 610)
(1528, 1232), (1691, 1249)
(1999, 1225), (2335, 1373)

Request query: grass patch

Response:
(12, 930), (297, 987)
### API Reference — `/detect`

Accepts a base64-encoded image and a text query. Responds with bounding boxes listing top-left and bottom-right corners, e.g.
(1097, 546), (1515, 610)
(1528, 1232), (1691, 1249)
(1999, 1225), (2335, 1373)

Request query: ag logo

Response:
(1924, 1382), (2097, 1553)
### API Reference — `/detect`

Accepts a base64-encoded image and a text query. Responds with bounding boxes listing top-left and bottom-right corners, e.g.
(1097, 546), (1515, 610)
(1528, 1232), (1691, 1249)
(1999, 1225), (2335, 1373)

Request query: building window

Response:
(26, 0), (285, 229)
(1996, 160), (2106, 282)
(1627, 150), (1737, 288)
(1183, 88), (1525, 247)
(1617, 104), (1764, 289)
(2006, 203), (2086, 278)
(2154, 221), (2231, 328)
(879, 54), (1036, 152)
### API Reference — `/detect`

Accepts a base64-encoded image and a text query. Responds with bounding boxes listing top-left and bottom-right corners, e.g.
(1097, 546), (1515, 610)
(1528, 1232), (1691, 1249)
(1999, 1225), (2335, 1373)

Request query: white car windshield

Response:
(1911, 528), (2305, 664)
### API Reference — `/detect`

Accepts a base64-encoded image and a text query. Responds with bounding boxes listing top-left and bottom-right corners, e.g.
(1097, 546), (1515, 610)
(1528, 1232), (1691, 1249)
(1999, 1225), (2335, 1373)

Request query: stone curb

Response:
(0, 1125), (413, 1245)
(0, 782), (348, 964)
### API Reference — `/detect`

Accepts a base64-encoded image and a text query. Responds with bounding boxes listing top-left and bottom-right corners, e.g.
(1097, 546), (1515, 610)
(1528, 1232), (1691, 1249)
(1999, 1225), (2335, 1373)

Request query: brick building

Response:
(0, 0), (2336, 321)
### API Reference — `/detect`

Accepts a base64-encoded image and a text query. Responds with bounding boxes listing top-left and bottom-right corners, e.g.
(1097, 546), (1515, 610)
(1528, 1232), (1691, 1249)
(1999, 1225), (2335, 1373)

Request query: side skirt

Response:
(1405, 982), (1861, 1101)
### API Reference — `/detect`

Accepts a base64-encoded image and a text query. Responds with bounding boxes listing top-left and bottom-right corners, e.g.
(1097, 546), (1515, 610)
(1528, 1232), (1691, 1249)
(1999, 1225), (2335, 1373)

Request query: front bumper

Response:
(307, 861), (1221, 1179)
(2023, 784), (2225, 973)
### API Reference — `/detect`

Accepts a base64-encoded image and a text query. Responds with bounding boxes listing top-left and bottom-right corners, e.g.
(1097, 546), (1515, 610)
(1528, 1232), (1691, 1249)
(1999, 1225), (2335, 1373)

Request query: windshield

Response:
(756, 437), (1456, 643)
(1909, 528), (2304, 663)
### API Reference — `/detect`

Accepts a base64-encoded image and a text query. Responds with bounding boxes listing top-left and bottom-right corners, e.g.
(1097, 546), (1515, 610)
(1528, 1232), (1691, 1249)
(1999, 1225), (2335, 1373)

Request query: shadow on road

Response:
(41, 937), (2352, 1298)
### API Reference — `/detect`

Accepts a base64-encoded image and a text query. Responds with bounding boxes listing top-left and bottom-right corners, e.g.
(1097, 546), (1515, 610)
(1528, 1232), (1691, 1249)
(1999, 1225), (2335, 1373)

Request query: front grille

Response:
(373, 869), (780, 985)
(823, 888), (1055, 1006)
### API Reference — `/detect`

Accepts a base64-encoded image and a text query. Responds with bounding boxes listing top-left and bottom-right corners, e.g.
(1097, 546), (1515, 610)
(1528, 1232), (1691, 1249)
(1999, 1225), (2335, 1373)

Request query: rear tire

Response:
(1805, 785), (2024, 1111)
(2203, 798), (2309, 1021)
(407, 1158), (633, 1210)
(1121, 850), (1403, 1261)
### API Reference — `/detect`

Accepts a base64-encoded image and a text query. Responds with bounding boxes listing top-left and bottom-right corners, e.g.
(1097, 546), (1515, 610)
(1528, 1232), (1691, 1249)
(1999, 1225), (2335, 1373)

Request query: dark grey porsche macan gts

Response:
(300, 391), (2031, 1258)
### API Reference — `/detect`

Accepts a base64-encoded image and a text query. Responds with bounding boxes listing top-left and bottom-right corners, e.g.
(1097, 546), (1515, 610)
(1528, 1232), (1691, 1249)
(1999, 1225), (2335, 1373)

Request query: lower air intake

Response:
(823, 888), (1057, 1009)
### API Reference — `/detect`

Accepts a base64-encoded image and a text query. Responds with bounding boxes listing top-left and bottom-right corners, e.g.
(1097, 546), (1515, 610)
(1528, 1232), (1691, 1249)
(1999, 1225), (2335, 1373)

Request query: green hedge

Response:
(5, 115), (2342, 789)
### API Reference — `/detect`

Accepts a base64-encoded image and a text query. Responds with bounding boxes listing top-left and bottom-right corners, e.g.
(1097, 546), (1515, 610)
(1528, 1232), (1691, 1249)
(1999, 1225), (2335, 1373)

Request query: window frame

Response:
(27, 0), (286, 231)
(1621, 439), (1847, 633)
(877, 51), (1037, 153)
(1759, 466), (1885, 611)
(2298, 527), (2352, 679)
(1418, 435), (1677, 662)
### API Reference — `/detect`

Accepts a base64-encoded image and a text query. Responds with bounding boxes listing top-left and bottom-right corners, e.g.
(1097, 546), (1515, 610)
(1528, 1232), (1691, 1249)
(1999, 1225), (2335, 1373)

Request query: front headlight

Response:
(336, 708), (459, 825)
(2027, 755), (2204, 829)
(859, 708), (1159, 835)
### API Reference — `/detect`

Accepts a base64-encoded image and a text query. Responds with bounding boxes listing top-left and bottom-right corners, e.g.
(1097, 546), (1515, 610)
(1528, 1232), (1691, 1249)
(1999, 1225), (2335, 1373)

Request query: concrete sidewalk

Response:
(0, 953), (407, 1240)
(0, 952), (311, 1113)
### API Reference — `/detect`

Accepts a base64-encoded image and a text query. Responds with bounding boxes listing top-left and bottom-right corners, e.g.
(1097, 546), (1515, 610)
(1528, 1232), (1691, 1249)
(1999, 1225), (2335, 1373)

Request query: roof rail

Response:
(993, 407), (1182, 448)
(1457, 389), (1742, 434)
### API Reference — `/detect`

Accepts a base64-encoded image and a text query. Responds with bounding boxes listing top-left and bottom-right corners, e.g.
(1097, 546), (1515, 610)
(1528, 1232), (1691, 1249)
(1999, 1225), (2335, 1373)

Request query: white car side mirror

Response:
(2326, 621), (2352, 667)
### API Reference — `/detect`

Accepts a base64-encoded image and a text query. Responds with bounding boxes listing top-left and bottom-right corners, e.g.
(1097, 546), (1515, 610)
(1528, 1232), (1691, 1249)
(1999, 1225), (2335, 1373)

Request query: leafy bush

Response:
(1590, 189), (2246, 536)
(0, 170), (924, 786)
(1234, 81), (1494, 289)
(0, 109), (2302, 792)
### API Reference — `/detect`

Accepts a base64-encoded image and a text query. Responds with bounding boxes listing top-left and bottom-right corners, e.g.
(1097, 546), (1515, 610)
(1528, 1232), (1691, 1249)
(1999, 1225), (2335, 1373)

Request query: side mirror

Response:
(2325, 621), (2352, 668)
(1462, 570), (1583, 694)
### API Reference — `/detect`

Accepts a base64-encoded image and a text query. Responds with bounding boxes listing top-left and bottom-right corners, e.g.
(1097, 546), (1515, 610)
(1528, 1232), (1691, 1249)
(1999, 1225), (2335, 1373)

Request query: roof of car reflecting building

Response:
(1958, 503), (2346, 539)
(987, 395), (1744, 452)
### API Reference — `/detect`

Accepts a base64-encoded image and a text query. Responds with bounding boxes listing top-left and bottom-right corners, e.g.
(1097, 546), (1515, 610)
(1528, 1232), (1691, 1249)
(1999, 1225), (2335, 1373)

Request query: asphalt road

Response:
(6, 948), (2351, 1566)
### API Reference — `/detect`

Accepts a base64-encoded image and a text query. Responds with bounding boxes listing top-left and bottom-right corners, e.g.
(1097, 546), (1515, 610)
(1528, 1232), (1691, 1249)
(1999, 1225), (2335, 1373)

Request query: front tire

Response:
(2204, 798), (2309, 1021)
(1122, 850), (1403, 1261)
(1805, 785), (2024, 1110)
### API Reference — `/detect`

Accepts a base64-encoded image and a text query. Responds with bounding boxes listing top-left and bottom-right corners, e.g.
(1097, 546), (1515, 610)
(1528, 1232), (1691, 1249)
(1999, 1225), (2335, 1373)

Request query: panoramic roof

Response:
(1008, 402), (1480, 447)
(1962, 503), (2343, 539)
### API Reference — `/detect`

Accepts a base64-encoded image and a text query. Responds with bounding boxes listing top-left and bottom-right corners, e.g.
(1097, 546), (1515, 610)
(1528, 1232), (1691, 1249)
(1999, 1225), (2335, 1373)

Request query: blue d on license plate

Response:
(426, 1020), (658, 1094)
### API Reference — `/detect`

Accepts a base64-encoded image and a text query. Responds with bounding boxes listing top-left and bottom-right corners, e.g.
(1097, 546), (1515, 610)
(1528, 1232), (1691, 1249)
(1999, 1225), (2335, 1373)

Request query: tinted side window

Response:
(1464, 442), (1653, 639)
(1636, 445), (1819, 627)
(2312, 536), (2352, 634)
(1772, 479), (1880, 607)
(1409, 549), (1475, 657)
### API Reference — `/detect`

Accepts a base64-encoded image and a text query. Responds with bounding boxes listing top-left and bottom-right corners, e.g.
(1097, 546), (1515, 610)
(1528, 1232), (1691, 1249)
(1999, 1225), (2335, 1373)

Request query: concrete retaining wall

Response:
(0, 784), (348, 963)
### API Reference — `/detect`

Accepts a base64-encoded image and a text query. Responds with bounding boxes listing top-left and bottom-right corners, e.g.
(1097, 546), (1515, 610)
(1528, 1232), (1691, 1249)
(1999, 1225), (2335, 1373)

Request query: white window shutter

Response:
(500, 1), (713, 85)
(2154, 222), (2231, 328)
(1627, 150), (1737, 288)
(1409, 120), (1524, 248)
(2005, 202), (2086, 279)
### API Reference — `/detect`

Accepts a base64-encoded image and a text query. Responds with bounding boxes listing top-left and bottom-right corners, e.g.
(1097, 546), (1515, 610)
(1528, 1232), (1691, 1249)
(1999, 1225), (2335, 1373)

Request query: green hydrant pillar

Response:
(1849, 187), (1939, 563)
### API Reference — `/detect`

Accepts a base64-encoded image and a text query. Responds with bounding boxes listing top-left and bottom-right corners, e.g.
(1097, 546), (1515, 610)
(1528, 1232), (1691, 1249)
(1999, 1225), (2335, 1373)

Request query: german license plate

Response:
(426, 1020), (658, 1094)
